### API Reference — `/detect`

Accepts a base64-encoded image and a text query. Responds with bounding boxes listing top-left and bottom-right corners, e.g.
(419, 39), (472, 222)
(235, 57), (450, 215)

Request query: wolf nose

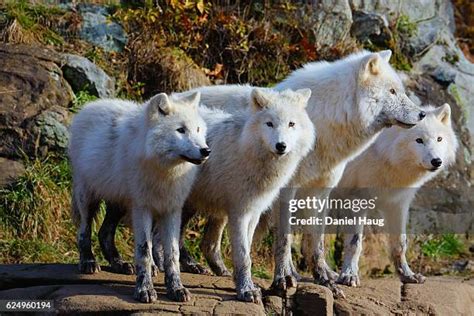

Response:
(275, 142), (287, 154)
(431, 158), (442, 168)
(200, 147), (211, 157)
(419, 111), (426, 120)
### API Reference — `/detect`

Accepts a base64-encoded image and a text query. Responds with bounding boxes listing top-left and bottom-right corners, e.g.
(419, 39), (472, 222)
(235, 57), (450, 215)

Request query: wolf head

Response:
(144, 92), (209, 165)
(357, 50), (425, 129)
(245, 88), (315, 157)
(388, 103), (458, 172)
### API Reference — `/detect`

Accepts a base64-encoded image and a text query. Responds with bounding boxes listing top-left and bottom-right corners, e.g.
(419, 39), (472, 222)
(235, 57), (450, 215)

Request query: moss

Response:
(442, 52), (460, 65)
(448, 84), (468, 121)
(360, 15), (415, 71)
(396, 15), (417, 38)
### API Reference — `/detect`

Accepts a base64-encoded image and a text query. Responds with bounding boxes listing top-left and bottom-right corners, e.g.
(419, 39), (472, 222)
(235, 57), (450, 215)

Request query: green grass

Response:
(71, 90), (98, 113)
(1, 0), (65, 45)
(421, 234), (466, 259)
(0, 155), (134, 264)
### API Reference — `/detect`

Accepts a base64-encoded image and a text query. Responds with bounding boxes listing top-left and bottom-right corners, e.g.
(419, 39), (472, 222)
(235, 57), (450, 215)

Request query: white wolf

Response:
(68, 92), (209, 303)
(336, 104), (458, 287)
(178, 50), (426, 295)
(182, 88), (315, 303)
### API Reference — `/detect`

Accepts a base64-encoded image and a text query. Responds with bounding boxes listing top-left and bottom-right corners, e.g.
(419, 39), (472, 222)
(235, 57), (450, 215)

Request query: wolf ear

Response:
(379, 50), (392, 62)
(180, 91), (201, 109)
(436, 103), (451, 125)
(251, 88), (271, 112)
(295, 88), (312, 107)
(360, 53), (381, 81)
(147, 93), (173, 120)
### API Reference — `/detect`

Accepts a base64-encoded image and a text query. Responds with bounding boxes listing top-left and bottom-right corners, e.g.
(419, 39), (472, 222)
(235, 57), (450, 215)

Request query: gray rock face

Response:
(78, 4), (127, 52)
(412, 35), (474, 139)
(62, 53), (115, 98)
(351, 10), (390, 45)
(0, 44), (74, 160)
(304, 0), (353, 53)
(27, 107), (71, 156)
(0, 158), (25, 188)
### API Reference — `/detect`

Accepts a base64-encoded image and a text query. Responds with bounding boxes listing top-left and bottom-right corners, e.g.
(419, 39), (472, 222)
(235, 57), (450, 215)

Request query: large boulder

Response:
(62, 53), (115, 98)
(298, 0), (353, 56)
(0, 44), (74, 161)
(77, 4), (128, 52)
(128, 44), (211, 99)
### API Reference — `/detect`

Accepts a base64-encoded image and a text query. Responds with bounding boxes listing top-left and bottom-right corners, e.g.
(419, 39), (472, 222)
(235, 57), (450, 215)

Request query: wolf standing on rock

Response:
(182, 50), (426, 296)
(68, 92), (209, 303)
(180, 88), (315, 303)
(336, 104), (458, 287)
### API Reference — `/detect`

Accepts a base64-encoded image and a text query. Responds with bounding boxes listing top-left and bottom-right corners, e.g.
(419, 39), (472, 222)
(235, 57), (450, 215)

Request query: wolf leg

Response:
(74, 182), (101, 274)
(272, 188), (298, 291)
(201, 215), (231, 276)
(99, 201), (135, 275)
(152, 225), (164, 274)
(132, 207), (157, 303)
(303, 231), (344, 298)
(386, 204), (425, 284)
(336, 210), (364, 287)
(159, 210), (192, 302)
(301, 186), (343, 297)
(229, 211), (261, 304)
(179, 205), (210, 275)
(337, 233), (363, 287)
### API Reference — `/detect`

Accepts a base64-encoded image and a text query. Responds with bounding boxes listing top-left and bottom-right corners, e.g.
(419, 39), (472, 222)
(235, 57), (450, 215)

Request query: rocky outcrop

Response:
(0, 44), (74, 160)
(304, 0), (354, 54)
(62, 53), (115, 98)
(0, 264), (472, 315)
(0, 43), (115, 187)
(77, 4), (128, 52)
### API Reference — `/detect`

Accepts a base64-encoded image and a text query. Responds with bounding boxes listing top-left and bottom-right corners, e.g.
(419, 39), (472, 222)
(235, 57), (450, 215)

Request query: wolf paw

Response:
(271, 275), (297, 291)
(290, 269), (302, 281)
(400, 273), (426, 284)
(111, 261), (135, 275)
(181, 262), (211, 275)
(134, 286), (157, 303)
(337, 272), (360, 287)
(212, 266), (232, 277)
(167, 287), (192, 302)
(314, 263), (339, 284)
(79, 260), (101, 274)
(328, 281), (346, 299)
(237, 289), (262, 304)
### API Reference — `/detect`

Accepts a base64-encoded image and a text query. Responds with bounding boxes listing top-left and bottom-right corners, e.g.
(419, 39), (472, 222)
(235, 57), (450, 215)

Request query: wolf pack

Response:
(68, 50), (458, 304)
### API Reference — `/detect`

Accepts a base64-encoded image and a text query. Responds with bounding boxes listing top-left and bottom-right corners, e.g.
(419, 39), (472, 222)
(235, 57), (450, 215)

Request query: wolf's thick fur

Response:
(181, 50), (425, 294)
(68, 92), (209, 303)
(336, 104), (458, 287)
(182, 88), (315, 302)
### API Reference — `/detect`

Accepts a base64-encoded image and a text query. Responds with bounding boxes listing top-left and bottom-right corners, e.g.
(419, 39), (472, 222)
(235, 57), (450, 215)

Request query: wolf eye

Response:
(176, 127), (186, 134)
(416, 138), (423, 144)
(389, 88), (396, 95)
(266, 122), (274, 128)
(437, 136), (443, 142)
(289, 122), (295, 127)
